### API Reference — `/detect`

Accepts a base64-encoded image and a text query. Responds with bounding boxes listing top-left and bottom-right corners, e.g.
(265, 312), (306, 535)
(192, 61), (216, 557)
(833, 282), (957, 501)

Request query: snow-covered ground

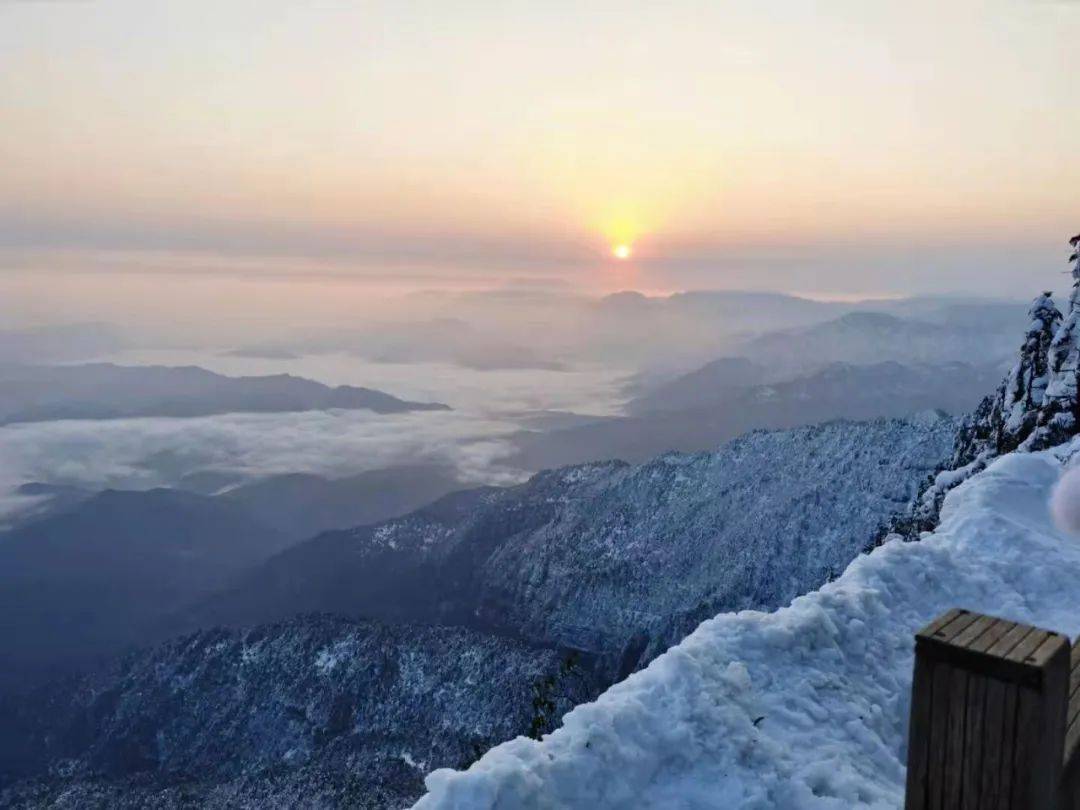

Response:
(414, 440), (1080, 809)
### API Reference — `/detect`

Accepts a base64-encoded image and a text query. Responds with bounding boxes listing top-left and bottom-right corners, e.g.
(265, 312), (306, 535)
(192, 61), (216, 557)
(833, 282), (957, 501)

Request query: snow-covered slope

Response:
(415, 440), (1080, 809)
(473, 417), (956, 669)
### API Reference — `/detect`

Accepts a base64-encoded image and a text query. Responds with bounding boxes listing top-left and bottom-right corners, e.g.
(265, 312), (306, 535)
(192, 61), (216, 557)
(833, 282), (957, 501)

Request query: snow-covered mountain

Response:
(414, 435), (1080, 810)
(8, 261), (1071, 809)
(0, 363), (448, 424)
(0, 415), (953, 807)
(192, 416), (955, 680)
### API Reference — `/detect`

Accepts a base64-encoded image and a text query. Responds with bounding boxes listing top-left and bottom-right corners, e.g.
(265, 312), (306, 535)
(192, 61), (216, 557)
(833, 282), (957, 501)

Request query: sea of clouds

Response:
(0, 354), (629, 526)
(0, 409), (522, 524)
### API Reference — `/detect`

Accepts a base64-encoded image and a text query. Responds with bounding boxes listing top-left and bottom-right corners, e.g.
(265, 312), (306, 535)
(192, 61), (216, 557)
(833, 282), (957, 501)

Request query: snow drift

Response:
(415, 439), (1080, 809)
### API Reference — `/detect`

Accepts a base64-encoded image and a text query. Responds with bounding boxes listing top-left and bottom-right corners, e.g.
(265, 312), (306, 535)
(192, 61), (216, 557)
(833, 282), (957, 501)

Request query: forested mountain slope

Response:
(0, 616), (600, 809)
(194, 416), (956, 679)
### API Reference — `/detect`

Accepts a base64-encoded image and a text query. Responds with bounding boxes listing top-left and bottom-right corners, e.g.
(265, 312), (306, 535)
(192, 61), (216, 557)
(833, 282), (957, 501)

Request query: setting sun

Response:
(613, 244), (632, 260)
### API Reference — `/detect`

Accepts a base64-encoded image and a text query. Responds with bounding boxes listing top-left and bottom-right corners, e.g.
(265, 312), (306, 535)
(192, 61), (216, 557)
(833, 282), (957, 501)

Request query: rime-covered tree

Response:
(1027, 233), (1080, 449)
(999, 291), (1061, 450)
(883, 275), (1069, 541)
(949, 385), (1003, 471)
(949, 291), (1061, 468)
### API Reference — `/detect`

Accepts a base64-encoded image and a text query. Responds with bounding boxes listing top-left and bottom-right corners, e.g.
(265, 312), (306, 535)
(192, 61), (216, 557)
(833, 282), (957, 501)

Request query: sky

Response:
(1, 0), (1078, 314)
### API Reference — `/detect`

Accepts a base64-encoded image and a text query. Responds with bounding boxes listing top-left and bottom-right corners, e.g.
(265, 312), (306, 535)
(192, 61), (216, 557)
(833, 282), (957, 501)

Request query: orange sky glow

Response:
(0, 1), (1077, 302)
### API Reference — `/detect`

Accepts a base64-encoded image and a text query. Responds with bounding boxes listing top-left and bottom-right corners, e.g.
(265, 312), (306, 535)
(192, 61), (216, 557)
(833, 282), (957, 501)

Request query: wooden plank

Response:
(986, 623), (1036, 660)
(927, 661), (954, 809)
(980, 676), (1007, 809)
(916, 608), (966, 641)
(1068, 644), (1080, 699)
(1012, 685), (1043, 808)
(905, 654), (935, 810)
(1023, 632), (1067, 668)
(996, 682), (1019, 810)
(1044, 640), (1070, 809)
(926, 624), (1047, 688)
(1045, 640), (1070, 809)
(932, 611), (982, 646)
(943, 666), (970, 807)
(1066, 714), (1080, 767)
(960, 673), (988, 810)
(1062, 768), (1080, 810)
(1008, 640), (1068, 810)
(1061, 718), (1080, 810)
(1027, 633), (1071, 668)
(969, 620), (1016, 654)
(1070, 695), (1080, 732)
(1068, 643), (1080, 779)
(953, 614), (998, 650)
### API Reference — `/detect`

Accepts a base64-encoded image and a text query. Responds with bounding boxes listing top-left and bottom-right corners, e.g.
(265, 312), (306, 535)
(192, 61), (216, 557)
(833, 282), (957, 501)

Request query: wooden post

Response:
(905, 609), (1070, 810)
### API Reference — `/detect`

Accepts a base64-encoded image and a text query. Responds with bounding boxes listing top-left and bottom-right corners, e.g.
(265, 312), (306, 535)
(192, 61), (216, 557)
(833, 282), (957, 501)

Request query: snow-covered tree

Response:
(1026, 233), (1080, 449)
(950, 386), (1003, 470)
(885, 264), (1073, 541)
(999, 291), (1061, 450)
(948, 291), (1061, 468)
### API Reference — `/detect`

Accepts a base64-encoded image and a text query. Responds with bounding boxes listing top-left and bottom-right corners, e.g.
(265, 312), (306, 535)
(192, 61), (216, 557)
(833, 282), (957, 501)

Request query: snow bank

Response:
(414, 441), (1080, 809)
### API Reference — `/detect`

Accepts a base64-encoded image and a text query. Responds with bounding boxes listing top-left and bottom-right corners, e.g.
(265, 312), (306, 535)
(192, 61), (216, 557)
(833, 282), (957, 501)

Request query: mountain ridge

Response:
(0, 362), (448, 424)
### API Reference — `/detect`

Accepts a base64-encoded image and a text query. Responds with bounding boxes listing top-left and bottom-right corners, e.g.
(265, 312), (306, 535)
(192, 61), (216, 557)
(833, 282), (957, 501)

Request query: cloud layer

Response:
(0, 409), (526, 525)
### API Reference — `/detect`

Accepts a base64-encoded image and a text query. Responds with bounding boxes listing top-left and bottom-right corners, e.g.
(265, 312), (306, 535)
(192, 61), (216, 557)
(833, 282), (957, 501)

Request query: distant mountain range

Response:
(732, 310), (1018, 379)
(629, 357), (1001, 418)
(0, 463), (467, 691)
(512, 360), (999, 469)
(236, 317), (567, 371)
(0, 363), (448, 424)
(502, 302), (1025, 470)
(624, 357), (766, 415)
(210, 291), (1026, 375)
(588, 292), (1026, 373)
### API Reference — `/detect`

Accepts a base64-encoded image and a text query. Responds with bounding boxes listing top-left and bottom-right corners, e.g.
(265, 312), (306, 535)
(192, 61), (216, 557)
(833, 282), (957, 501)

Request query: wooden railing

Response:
(905, 608), (1080, 810)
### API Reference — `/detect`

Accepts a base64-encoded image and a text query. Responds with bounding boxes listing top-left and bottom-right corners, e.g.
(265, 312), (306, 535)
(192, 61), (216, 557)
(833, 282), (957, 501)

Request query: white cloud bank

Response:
(0, 354), (631, 526)
(0, 409), (526, 524)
